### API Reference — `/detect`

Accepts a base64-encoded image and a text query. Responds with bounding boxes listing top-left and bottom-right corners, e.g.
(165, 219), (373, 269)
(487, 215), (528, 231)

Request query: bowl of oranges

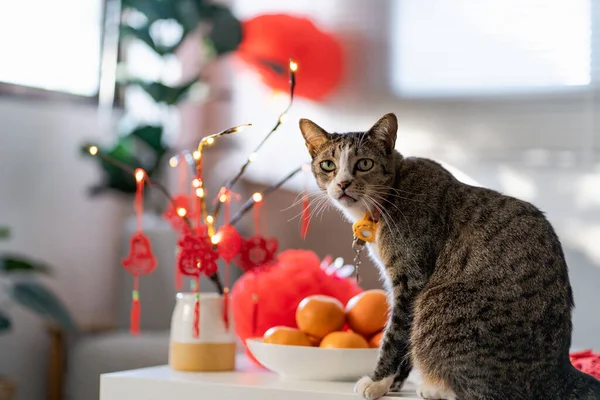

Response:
(246, 289), (388, 381)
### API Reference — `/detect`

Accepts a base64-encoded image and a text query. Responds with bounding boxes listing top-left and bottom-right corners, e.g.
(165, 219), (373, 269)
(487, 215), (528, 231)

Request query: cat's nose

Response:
(338, 180), (352, 190)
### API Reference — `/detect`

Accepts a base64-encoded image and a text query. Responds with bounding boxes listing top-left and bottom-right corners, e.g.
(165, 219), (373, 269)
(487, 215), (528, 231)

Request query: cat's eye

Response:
(356, 158), (374, 172)
(320, 160), (336, 172)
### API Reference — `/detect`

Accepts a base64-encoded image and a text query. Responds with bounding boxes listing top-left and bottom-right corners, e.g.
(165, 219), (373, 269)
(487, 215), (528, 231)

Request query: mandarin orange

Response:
(345, 289), (389, 337)
(263, 326), (312, 346)
(296, 295), (346, 339)
(319, 331), (369, 349)
(369, 331), (383, 348)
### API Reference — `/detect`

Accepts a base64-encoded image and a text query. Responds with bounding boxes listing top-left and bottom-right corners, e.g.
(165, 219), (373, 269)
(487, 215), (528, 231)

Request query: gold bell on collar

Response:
(352, 212), (379, 243)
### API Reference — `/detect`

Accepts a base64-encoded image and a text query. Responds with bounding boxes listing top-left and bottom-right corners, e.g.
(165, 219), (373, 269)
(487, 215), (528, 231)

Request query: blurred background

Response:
(1, 0), (600, 399)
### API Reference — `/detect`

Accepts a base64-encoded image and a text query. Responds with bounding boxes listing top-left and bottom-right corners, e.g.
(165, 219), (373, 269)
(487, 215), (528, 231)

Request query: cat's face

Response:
(299, 113), (399, 219)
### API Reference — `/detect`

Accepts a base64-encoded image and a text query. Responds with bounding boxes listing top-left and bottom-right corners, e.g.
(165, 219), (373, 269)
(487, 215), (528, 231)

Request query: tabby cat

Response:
(299, 113), (600, 400)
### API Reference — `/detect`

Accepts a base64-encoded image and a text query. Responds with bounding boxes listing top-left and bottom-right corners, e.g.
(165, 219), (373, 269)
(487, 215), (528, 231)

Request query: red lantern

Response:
(237, 14), (344, 101)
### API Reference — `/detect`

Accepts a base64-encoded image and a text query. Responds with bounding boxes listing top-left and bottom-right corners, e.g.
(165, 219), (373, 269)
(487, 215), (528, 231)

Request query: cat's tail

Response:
(561, 365), (600, 400)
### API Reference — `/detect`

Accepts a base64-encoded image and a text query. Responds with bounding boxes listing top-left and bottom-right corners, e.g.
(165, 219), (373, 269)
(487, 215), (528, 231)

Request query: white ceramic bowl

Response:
(246, 338), (379, 381)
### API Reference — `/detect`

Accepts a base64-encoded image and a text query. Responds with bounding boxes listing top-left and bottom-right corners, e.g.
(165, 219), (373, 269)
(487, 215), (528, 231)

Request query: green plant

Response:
(0, 254), (77, 334)
(82, 0), (243, 196)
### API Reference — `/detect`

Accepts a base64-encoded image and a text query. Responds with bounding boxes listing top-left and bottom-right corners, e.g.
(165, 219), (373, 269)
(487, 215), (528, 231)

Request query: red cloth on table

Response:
(570, 350), (600, 379)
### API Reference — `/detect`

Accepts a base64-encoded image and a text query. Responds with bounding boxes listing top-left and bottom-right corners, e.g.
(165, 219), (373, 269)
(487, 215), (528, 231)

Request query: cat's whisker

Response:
(287, 194), (329, 223)
(283, 189), (326, 210)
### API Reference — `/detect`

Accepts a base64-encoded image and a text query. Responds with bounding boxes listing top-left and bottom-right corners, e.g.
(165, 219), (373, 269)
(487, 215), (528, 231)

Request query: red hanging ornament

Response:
(176, 227), (219, 338)
(121, 168), (157, 336)
(216, 225), (242, 262)
(162, 195), (192, 235)
(176, 230), (219, 277)
(235, 235), (279, 272)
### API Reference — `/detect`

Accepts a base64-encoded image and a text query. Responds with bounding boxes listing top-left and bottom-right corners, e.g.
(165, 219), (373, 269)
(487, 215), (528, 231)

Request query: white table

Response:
(100, 354), (420, 400)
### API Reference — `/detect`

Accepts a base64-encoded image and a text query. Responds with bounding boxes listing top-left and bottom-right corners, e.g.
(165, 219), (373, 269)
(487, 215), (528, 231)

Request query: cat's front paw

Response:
(354, 376), (394, 400)
(416, 382), (457, 400)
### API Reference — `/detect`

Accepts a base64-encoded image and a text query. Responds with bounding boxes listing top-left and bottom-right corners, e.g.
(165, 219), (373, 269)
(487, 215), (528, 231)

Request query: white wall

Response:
(0, 97), (126, 399)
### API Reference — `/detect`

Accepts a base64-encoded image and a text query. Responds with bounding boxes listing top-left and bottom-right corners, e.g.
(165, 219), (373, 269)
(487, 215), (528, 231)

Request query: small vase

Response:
(169, 292), (236, 372)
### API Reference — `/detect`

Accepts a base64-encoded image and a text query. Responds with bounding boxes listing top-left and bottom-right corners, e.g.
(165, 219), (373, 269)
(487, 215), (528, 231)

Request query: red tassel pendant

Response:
(301, 195), (310, 239)
(223, 287), (230, 331)
(251, 293), (259, 337)
(193, 291), (200, 338)
(130, 281), (140, 335)
(175, 261), (183, 290)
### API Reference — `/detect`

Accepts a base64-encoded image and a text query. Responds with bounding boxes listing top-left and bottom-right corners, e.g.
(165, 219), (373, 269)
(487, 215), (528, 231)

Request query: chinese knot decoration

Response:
(176, 230), (219, 278)
(121, 168), (158, 335)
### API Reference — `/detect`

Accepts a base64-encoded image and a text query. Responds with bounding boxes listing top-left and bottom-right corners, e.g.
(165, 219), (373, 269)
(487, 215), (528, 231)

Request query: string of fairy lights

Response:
(85, 59), (305, 253)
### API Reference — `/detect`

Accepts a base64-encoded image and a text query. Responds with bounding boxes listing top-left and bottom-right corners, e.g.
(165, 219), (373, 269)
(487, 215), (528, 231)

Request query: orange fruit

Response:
(369, 331), (383, 348)
(320, 331), (369, 349)
(345, 289), (389, 337)
(263, 326), (312, 346)
(296, 295), (345, 339)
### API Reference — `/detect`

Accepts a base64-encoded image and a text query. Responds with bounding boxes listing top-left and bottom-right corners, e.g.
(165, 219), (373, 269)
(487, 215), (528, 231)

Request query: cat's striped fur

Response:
(300, 113), (600, 400)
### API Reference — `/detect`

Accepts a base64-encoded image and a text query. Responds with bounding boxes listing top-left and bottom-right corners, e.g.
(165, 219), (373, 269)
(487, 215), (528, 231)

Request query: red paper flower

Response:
(236, 14), (344, 101)
(162, 195), (193, 234)
(235, 235), (278, 272)
(177, 231), (219, 277)
(216, 225), (242, 263)
(122, 232), (158, 276)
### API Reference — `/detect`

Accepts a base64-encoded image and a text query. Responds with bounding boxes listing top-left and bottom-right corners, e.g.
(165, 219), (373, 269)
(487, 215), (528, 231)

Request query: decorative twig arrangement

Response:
(85, 60), (303, 296)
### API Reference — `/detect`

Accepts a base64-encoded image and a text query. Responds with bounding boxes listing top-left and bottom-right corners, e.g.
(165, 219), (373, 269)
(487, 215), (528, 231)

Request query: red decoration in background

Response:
(571, 350), (600, 380)
(236, 14), (344, 101)
(121, 168), (157, 336)
(236, 236), (278, 272)
(231, 249), (363, 366)
(163, 195), (192, 235)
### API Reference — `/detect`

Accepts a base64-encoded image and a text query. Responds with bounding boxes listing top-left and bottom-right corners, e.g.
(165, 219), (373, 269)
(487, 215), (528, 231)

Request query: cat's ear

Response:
(299, 118), (328, 157)
(368, 113), (398, 152)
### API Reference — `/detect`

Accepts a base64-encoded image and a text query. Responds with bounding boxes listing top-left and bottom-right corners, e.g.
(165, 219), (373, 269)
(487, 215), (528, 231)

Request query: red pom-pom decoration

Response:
(237, 14), (344, 101)
(231, 249), (363, 365)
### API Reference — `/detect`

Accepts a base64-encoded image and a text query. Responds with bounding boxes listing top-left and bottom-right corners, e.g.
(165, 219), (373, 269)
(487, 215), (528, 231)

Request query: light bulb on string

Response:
(192, 179), (202, 188)
(279, 113), (288, 124)
(176, 208), (187, 217)
(289, 61), (298, 72)
(193, 151), (201, 160)
(206, 215), (214, 224)
(248, 152), (258, 163)
(196, 188), (205, 198)
(134, 169), (145, 182)
(252, 193), (263, 203)
(211, 233), (222, 245)
(89, 146), (98, 156)
(169, 156), (178, 167)
(206, 137), (215, 145)
(219, 193), (228, 203)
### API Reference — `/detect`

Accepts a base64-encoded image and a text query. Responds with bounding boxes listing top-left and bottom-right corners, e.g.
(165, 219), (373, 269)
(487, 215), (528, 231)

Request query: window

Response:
(391, 0), (592, 97)
(0, 0), (105, 97)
